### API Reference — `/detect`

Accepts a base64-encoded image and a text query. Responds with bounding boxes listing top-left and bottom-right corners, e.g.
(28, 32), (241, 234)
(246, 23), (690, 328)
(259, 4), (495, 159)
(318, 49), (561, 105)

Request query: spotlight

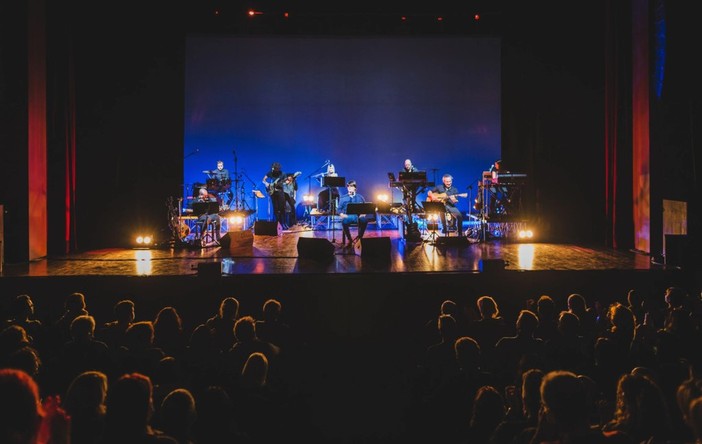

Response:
(376, 193), (389, 203)
(134, 234), (154, 248)
(228, 215), (243, 225)
(518, 229), (534, 240)
(303, 194), (315, 204)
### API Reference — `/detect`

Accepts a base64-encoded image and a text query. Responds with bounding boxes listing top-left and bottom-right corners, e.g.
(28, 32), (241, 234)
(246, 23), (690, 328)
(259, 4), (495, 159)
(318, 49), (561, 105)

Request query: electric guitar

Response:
(267, 171), (301, 195)
(427, 192), (468, 203)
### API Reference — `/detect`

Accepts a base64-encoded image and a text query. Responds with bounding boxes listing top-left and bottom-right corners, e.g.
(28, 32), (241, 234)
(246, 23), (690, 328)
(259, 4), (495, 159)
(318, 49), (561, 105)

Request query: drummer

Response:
(211, 160), (230, 182)
(203, 160), (233, 208)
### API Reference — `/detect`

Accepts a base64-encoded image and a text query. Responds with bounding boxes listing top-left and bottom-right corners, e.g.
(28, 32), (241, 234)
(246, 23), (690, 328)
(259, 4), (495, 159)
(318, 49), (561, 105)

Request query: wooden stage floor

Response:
(2, 225), (659, 277)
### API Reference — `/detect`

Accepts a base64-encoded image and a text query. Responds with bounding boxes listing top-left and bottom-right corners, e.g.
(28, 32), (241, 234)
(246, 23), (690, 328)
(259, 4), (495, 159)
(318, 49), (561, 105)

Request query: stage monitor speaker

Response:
(479, 258), (506, 272)
(665, 234), (690, 268)
(254, 221), (280, 236)
(219, 230), (254, 249)
(297, 237), (334, 262)
(361, 237), (391, 263)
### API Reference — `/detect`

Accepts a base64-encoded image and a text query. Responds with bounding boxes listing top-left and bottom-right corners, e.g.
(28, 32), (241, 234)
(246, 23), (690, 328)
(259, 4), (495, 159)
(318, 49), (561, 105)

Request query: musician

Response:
(400, 159), (422, 215)
(428, 174), (464, 236)
(317, 163), (340, 212)
(202, 160), (233, 208)
(282, 172), (299, 227)
(194, 187), (220, 243)
(337, 180), (368, 247)
(212, 160), (230, 181)
(262, 162), (287, 228)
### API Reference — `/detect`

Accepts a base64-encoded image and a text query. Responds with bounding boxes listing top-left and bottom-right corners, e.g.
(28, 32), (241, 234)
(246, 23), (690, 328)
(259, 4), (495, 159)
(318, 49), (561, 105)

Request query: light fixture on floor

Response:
(134, 234), (154, 249)
(517, 228), (534, 240)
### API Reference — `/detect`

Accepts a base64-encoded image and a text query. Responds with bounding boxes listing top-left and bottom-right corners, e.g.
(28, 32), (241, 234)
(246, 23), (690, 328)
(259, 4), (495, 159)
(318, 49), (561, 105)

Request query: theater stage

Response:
(1, 226), (659, 277)
(1, 225), (686, 323)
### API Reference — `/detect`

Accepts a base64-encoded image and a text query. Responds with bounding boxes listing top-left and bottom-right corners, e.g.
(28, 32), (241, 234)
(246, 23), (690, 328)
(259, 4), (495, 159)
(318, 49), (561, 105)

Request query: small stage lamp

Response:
(376, 193), (389, 203)
(517, 228), (535, 241)
(134, 234), (154, 249)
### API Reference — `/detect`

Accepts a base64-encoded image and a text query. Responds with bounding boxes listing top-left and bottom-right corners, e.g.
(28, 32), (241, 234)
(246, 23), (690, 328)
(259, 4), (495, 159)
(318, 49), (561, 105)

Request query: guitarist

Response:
(427, 173), (465, 236)
(262, 162), (287, 229)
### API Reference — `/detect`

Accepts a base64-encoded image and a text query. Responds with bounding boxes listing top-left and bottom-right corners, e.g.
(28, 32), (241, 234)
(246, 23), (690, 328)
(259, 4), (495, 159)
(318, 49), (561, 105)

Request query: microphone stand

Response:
(241, 169), (261, 220)
(305, 160), (331, 227)
(232, 149), (242, 211)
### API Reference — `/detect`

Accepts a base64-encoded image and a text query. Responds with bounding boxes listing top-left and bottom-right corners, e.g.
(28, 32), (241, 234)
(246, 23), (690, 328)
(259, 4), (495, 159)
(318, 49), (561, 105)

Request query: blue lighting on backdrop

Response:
(184, 36), (501, 220)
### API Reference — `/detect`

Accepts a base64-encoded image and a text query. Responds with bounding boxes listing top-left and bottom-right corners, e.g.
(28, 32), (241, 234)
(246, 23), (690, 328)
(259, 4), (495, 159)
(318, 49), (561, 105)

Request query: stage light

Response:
(228, 215), (244, 226)
(376, 193), (389, 203)
(517, 229), (534, 240)
(134, 234), (154, 249)
(303, 194), (315, 203)
(474, 14), (480, 21)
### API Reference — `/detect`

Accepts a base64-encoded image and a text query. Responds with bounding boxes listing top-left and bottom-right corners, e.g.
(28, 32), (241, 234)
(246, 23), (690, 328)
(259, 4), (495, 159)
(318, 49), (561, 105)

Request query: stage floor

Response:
(2, 225), (657, 277)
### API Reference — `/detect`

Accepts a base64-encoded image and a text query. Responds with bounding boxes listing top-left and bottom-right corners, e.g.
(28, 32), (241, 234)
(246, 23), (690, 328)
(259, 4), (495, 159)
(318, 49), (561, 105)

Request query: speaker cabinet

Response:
(297, 237), (334, 262)
(665, 234), (690, 268)
(254, 221), (280, 236)
(361, 237), (391, 263)
(219, 230), (254, 250)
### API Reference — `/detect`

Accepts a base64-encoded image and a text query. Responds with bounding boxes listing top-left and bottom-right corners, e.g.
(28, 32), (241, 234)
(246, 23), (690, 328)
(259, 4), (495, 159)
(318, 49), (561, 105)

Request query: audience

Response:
(2, 281), (700, 444)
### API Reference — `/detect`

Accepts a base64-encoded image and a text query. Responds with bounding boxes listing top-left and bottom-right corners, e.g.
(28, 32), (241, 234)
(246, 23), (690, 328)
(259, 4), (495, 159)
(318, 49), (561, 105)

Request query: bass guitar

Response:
(427, 192), (468, 203)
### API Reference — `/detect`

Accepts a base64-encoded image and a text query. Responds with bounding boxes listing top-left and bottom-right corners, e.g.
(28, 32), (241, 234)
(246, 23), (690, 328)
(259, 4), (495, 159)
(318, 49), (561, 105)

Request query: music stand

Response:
(423, 201), (447, 242)
(345, 202), (377, 250)
(322, 176), (345, 242)
(191, 201), (220, 245)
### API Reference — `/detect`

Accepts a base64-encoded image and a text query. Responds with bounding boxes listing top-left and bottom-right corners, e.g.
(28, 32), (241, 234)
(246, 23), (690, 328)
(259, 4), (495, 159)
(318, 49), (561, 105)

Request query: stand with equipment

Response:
(344, 202), (377, 252)
(322, 176), (346, 243)
(230, 149), (243, 211)
(422, 201), (446, 245)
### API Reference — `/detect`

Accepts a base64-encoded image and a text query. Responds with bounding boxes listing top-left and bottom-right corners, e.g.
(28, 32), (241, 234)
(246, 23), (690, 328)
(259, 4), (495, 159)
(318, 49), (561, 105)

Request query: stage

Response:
(1, 225), (659, 277)
(1, 224), (686, 323)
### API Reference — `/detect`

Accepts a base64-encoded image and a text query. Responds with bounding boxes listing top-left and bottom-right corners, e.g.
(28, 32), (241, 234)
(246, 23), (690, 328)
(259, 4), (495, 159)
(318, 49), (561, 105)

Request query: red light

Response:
(214, 9), (219, 16)
(248, 10), (255, 16)
(437, 16), (443, 22)
(401, 16), (406, 21)
(284, 12), (289, 18)
(474, 14), (480, 21)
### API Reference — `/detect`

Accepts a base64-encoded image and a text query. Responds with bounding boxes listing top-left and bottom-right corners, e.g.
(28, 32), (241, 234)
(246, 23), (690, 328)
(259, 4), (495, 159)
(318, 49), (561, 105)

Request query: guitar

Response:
(427, 192), (468, 203)
(267, 171), (301, 195)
